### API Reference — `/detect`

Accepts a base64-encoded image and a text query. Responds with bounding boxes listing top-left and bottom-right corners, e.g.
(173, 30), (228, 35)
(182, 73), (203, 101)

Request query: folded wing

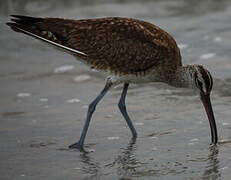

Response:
(7, 15), (181, 75)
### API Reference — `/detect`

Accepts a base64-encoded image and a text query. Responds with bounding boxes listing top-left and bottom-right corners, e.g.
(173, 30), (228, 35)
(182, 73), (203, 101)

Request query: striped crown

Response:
(193, 65), (213, 95)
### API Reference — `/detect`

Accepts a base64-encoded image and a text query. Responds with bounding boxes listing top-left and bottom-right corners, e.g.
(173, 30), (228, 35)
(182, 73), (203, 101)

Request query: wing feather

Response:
(7, 15), (181, 75)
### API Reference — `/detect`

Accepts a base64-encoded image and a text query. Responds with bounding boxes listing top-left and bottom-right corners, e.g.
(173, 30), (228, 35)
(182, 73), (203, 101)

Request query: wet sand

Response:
(1, 0), (231, 179)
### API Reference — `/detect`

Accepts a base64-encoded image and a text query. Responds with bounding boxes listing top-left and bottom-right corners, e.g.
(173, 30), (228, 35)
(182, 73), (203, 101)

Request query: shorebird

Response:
(7, 15), (218, 151)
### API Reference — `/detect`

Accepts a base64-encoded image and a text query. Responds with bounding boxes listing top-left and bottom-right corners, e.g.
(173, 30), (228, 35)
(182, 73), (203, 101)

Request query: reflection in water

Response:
(201, 146), (220, 180)
(106, 138), (139, 179)
(2, 0), (230, 179)
(78, 151), (101, 179)
(77, 138), (138, 179)
(104, 140), (222, 179)
(80, 152), (100, 174)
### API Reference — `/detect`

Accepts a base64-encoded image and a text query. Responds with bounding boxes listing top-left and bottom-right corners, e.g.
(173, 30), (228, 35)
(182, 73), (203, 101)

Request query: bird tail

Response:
(6, 15), (87, 56)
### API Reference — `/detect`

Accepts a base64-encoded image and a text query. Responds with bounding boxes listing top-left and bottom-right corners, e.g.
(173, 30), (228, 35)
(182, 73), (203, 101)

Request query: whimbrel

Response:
(7, 15), (218, 151)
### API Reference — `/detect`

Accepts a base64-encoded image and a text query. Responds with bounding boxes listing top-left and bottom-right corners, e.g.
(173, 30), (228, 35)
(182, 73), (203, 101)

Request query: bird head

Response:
(193, 65), (213, 95)
(192, 65), (218, 144)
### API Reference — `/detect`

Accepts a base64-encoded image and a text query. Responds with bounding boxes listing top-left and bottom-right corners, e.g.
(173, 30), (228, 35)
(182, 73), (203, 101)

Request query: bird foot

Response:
(69, 142), (85, 151)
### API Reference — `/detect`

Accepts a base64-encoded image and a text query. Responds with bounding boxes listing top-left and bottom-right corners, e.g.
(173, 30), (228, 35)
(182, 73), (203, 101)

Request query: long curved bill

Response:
(200, 93), (218, 144)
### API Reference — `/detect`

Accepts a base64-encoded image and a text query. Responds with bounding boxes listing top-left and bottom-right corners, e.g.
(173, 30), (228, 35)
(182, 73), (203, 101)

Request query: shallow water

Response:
(1, 0), (231, 179)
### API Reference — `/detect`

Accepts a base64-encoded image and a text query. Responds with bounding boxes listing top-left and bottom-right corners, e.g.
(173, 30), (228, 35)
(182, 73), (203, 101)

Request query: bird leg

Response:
(118, 83), (137, 138)
(69, 80), (113, 151)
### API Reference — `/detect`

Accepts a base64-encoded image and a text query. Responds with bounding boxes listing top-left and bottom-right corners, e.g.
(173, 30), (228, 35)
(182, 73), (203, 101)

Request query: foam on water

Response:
(222, 122), (229, 126)
(178, 43), (188, 49)
(200, 53), (216, 59)
(54, 65), (74, 73)
(107, 137), (120, 140)
(214, 37), (222, 42)
(135, 122), (144, 126)
(67, 98), (81, 103)
(17, 93), (31, 97)
(73, 75), (91, 82)
(39, 98), (48, 102)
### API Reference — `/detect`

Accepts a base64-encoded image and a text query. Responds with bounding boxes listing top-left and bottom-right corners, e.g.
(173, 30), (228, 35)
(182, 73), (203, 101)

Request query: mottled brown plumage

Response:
(7, 15), (181, 77)
(6, 15), (218, 151)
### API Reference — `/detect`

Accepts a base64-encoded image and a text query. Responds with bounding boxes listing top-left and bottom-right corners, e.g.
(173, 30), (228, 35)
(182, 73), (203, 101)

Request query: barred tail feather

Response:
(6, 15), (87, 56)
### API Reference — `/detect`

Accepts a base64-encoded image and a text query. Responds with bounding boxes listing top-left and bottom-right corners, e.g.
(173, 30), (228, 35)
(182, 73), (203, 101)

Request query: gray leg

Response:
(118, 83), (137, 138)
(69, 81), (112, 150)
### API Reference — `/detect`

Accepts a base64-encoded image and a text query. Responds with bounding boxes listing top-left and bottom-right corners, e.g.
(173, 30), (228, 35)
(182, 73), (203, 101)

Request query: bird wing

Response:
(7, 15), (181, 75)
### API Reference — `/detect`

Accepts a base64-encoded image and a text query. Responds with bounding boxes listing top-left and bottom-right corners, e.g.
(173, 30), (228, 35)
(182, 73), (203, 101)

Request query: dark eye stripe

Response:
(194, 72), (203, 91)
(194, 71), (198, 84)
(197, 66), (213, 93)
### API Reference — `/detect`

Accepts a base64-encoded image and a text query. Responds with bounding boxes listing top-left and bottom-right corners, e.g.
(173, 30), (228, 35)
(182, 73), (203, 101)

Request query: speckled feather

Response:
(6, 15), (218, 146)
(7, 15), (181, 77)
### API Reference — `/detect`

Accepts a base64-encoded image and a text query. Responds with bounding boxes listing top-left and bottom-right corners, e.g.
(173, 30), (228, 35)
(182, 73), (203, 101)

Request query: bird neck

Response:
(167, 65), (195, 88)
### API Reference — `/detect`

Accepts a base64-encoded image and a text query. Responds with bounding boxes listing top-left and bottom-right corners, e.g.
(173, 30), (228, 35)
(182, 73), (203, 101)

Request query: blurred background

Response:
(1, 0), (231, 180)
